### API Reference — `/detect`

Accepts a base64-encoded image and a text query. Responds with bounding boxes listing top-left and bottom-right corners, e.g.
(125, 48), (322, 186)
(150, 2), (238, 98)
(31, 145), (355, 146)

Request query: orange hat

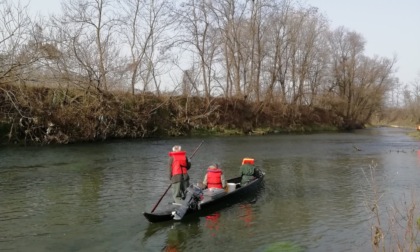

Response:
(242, 158), (254, 165)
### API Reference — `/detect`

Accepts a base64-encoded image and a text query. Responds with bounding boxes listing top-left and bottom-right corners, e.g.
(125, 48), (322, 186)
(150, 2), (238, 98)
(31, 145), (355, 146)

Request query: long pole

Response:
(188, 140), (204, 160)
(150, 141), (204, 213)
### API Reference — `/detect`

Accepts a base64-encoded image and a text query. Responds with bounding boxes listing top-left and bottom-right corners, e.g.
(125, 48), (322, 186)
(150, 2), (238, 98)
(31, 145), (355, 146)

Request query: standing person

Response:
(168, 145), (191, 204)
(239, 157), (261, 185)
(203, 164), (226, 189)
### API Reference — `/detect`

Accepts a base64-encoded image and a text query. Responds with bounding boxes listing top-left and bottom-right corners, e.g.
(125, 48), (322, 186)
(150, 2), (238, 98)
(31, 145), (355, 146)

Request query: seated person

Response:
(239, 157), (261, 185)
(203, 164), (226, 189)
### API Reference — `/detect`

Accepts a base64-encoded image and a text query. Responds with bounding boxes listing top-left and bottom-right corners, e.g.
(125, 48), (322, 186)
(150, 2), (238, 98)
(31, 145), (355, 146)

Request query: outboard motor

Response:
(173, 185), (203, 220)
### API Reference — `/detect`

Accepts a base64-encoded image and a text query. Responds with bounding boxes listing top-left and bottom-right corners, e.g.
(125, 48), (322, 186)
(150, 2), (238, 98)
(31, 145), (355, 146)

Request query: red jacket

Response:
(169, 151), (188, 176)
(206, 168), (223, 188)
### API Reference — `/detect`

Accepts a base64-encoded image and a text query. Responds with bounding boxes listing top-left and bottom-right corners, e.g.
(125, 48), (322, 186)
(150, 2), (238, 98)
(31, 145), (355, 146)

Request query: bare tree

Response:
(181, 67), (200, 96)
(328, 27), (365, 119)
(353, 55), (395, 123)
(119, 0), (175, 95)
(177, 0), (222, 102)
(291, 7), (328, 106)
(56, 0), (120, 92)
(327, 27), (396, 125)
(400, 77), (420, 124)
(244, 0), (269, 102)
(262, 1), (293, 104)
(0, 0), (35, 85)
(206, 0), (248, 99)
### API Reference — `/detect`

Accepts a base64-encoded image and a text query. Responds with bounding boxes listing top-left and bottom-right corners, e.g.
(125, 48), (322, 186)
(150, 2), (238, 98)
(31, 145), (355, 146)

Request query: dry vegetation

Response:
(0, 83), (345, 145)
(363, 162), (420, 251)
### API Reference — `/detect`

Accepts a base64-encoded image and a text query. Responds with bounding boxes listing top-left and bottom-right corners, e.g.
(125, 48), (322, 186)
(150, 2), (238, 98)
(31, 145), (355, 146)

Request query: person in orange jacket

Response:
(203, 164), (226, 189)
(168, 145), (191, 203)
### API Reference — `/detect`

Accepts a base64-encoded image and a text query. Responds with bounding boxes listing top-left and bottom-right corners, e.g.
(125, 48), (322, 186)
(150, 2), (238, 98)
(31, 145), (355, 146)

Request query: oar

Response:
(150, 140), (204, 213)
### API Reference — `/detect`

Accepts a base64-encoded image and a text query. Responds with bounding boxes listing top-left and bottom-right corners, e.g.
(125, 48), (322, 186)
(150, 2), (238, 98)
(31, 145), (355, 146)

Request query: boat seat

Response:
(202, 188), (226, 200)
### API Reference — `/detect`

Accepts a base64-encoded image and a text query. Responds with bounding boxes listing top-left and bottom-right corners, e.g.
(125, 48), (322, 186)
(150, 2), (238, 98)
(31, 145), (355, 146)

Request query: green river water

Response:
(1, 127), (420, 251)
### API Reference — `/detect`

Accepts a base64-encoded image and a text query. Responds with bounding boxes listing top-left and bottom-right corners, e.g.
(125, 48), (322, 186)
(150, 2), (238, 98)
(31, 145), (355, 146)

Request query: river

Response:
(1, 127), (420, 251)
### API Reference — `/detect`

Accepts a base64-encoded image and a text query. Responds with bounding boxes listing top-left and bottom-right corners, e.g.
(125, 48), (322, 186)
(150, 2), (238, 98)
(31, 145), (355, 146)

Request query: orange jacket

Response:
(206, 168), (223, 189)
(169, 151), (188, 176)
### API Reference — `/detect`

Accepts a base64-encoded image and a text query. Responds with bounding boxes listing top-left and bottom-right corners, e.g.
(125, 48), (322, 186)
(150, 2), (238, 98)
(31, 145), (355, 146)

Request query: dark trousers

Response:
(172, 178), (190, 203)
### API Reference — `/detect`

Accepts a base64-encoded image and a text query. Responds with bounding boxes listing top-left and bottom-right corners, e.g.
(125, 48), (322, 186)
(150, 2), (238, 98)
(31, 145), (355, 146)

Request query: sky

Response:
(306, 0), (420, 85)
(28, 0), (420, 86)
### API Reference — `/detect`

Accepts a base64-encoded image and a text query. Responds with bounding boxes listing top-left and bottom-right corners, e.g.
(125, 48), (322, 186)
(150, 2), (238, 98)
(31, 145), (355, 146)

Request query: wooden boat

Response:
(143, 172), (265, 223)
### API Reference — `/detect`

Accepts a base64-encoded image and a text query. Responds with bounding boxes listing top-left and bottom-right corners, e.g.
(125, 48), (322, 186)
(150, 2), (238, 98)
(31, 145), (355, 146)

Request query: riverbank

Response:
(3, 83), (418, 146)
(1, 84), (348, 146)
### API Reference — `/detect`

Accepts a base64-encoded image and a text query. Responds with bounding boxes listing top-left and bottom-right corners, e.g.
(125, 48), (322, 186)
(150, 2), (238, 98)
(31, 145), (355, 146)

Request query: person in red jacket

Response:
(203, 164), (226, 189)
(168, 145), (191, 204)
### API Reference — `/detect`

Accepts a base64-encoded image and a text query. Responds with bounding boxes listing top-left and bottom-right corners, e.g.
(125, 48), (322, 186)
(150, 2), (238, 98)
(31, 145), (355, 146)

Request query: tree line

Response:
(0, 0), (419, 144)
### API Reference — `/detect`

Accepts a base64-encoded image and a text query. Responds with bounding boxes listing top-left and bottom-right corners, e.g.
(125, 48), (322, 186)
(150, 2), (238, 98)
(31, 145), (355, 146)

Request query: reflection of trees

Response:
(142, 218), (202, 251)
(163, 222), (201, 252)
(78, 166), (104, 225)
(41, 161), (105, 229)
(0, 147), (108, 240)
(259, 155), (370, 239)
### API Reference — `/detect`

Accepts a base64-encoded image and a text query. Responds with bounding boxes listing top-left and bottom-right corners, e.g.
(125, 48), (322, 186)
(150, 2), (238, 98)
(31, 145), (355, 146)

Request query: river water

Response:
(1, 127), (420, 251)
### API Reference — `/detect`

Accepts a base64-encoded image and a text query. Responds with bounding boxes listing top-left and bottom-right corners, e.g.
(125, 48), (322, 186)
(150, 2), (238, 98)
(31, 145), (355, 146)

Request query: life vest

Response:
(206, 167), (223, 188)
(169, 151), (188, 176)
(242, 157), (255, 165)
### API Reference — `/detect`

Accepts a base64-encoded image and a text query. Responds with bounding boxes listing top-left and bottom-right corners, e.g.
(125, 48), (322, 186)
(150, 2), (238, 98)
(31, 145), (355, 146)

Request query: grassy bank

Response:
(408, 131), (420, 139)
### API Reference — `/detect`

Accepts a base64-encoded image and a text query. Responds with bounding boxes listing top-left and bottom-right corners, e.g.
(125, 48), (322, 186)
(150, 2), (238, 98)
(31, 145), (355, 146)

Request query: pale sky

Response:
(28, 0), (420, 85)
(307, 0), (420, 85)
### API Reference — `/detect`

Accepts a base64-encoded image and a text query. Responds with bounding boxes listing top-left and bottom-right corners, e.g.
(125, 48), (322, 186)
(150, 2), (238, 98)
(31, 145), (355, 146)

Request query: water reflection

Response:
(205, 212), (221, 236)
(239, 204), (254, 227)
(78, 166), (104, 225)
(417, 150), (420, 165)
(163, 221), (201, 252)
